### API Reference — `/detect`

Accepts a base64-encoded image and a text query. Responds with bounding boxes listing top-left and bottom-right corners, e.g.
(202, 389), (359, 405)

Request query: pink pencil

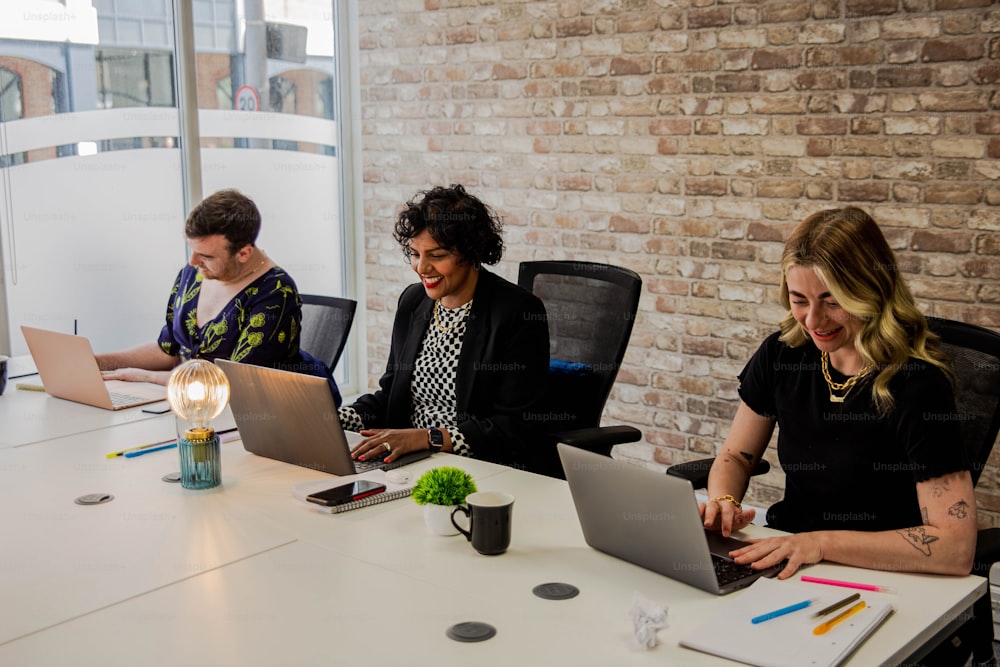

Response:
(800, 575), (892, 593)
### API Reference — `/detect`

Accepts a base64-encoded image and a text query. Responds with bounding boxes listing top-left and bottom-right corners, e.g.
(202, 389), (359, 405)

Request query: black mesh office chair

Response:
(922, 317), (1000, 667)
(665, 317), (1000, 666)
(299, 294), (357, 371)
(517, 260), (643, 478)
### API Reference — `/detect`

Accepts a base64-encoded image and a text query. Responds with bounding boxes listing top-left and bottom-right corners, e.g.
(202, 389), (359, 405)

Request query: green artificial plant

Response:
(411, 466), (478, 506)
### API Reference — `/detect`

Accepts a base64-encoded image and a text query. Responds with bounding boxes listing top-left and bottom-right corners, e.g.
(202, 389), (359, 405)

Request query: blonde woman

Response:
(702, 208), (976, 578)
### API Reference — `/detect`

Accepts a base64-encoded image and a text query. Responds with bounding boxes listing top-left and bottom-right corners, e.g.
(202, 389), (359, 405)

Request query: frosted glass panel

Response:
(2, 150), (186, 355)
(201, 147), (341, 298)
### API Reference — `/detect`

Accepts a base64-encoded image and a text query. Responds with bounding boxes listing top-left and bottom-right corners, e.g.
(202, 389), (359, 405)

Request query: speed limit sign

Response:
(234, 85), (259, 111)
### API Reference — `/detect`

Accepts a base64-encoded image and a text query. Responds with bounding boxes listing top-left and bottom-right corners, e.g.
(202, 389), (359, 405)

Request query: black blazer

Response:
(350, 270), (550, 468)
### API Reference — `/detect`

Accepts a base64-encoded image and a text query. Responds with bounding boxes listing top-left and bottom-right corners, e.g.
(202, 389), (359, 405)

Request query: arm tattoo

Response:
(929, 479), (950, 498)
(897, 527), (939, 557)
(948, 499), (971, 520)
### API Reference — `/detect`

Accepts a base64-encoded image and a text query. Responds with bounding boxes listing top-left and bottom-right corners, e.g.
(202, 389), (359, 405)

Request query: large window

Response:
(0, 0), (356, 388)
(96, 48), (175, 108)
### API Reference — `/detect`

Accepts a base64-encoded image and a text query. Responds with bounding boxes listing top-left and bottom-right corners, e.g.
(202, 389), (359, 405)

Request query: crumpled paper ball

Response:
(630, 592), (668, 649)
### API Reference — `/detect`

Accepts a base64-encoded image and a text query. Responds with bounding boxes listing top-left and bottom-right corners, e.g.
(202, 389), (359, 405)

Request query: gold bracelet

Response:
(710, 494), (742, 512)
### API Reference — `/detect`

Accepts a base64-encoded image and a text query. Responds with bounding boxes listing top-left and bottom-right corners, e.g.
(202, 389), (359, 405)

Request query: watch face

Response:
(428, 428), (444, 449)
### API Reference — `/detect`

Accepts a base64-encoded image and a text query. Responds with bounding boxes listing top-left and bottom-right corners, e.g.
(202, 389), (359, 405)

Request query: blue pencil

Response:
(751, 599), (814, 624)
(124, 443), (178, 458)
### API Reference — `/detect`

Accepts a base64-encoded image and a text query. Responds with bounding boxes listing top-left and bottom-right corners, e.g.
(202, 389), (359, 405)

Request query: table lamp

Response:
(166, 359), (230, 489)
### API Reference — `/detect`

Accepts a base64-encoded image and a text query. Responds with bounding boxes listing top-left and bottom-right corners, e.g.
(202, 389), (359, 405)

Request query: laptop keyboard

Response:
(712, 553), (760, 586)
(354, 449), (433, 473)
(109, 391), (150, 407)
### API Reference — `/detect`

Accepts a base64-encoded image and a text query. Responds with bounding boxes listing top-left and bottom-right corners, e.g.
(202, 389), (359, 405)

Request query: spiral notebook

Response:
(292, 470), (415, 514)
(679, 577), (894, 667)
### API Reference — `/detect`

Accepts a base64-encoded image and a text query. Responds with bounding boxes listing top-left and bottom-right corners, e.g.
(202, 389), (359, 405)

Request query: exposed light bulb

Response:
(166, 360), (230, 429)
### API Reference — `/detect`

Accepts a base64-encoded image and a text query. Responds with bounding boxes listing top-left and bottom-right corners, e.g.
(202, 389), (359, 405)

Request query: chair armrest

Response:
(974, 527), (1000, 576)
(553, 425), (642, 456)
(666, 458), (771, 490)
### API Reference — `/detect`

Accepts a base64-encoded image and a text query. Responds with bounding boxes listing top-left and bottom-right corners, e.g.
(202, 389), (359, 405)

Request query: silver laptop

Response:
(20, 326), (167, 410)
(216, 359), (430, 475)
(557, 443), (783, 595)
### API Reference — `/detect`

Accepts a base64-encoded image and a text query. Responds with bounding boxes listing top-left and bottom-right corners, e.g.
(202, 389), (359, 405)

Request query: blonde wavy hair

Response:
(777, 207), (950, 415)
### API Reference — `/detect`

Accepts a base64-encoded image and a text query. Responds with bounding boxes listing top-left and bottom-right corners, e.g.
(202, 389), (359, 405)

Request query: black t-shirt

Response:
(739, 332), (968, 534)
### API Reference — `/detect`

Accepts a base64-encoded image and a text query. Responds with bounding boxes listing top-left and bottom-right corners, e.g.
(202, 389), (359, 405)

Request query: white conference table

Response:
(0, 355), (168, 448)
(0, 389), (986, 666)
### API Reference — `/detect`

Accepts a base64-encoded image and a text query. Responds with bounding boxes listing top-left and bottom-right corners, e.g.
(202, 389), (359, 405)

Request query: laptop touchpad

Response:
(705, 530), (751, 558)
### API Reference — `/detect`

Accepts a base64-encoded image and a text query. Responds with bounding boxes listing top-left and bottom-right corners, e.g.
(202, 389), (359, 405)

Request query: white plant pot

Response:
(423, 503), (463, 536)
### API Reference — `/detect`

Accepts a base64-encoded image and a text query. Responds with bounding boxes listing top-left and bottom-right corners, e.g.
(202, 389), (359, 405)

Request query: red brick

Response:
(979, 235), (1000, 255)
(937, 0), (993, 6)
(556, 174), (592, 191)
(807, 138), (834, 156)
(837, 46), (881, 66)
(689, 7), (731, 29)
(712, 242), (756, 261)
(921, 38), (987, 62)
(746, 222), (787, 242)
(925, 184), (982, 205)
(845, 0), (896, 16)
(609, 215), (651, 233)
(492, 63), (525, 80)
(796, 118), (848, 135)
(838, 182), (890, 201)
(751, 49), (801, 71)
(877, 67), (933, 88)
(446, 27), (477, 45)
(610, 56), (652, 76)
(579, 79), (618, 96)
(685, 178), (728, 196)
(715, 74), (761, 93)
(976, 63), (1000, 85)
(796, 70), (848, 90)
(556, 18), (592, 38)
(758, 180), (804, 198)
(761, 1), (811, 23)
(911, 230), (974, 253)
(682, 337), (725, 357)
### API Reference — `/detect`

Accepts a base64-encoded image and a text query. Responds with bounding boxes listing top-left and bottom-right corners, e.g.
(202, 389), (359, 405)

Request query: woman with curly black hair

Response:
(341, 185), (550, 470)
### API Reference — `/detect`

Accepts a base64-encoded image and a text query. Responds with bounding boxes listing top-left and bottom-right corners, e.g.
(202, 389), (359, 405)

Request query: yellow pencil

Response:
(813, 600), (866, 635)
(105, 438), (176, 459)
(16, 383), (46, 392)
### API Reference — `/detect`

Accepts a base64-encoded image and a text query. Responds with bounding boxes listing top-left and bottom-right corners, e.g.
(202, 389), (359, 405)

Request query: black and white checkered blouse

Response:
(339, 299), (472, 456)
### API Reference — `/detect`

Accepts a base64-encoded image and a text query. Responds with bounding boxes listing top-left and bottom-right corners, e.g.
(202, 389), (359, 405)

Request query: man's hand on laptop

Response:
(101, 368), (171, 386)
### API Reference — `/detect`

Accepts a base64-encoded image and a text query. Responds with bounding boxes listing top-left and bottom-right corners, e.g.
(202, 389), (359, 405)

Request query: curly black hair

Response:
(393, 184), (504, 267)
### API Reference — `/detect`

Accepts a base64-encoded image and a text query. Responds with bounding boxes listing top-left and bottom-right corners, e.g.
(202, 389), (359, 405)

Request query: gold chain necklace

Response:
(239, 256), (267, 282)
(433, 299), (472, 333)
(821, 351), (874, 403)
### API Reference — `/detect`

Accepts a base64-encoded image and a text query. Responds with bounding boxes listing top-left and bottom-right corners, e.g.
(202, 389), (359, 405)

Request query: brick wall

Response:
(356, 1), (1000, 526)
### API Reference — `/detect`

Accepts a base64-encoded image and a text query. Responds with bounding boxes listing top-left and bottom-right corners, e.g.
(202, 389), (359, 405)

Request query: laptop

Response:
(216, 359), (431, 475)
(20, 326), (167, 410)
(557, 443), (783, 595)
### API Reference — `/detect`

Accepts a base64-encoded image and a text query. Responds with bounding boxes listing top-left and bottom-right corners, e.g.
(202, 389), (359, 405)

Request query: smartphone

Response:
(306, 480), (386, 506)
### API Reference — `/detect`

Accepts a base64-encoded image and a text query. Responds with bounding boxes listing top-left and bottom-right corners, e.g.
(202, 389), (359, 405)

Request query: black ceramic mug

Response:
(451, 491), (514, 555)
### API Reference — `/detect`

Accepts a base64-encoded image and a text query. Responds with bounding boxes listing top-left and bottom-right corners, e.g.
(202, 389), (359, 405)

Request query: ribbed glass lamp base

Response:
(179, 427), (221, 489)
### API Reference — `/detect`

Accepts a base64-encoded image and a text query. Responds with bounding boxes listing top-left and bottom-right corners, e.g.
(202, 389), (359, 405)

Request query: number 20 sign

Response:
(234, 85), (259, 112)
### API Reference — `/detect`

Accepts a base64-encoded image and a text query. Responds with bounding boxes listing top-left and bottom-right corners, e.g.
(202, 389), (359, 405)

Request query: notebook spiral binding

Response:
(325, 487), (413, 514)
